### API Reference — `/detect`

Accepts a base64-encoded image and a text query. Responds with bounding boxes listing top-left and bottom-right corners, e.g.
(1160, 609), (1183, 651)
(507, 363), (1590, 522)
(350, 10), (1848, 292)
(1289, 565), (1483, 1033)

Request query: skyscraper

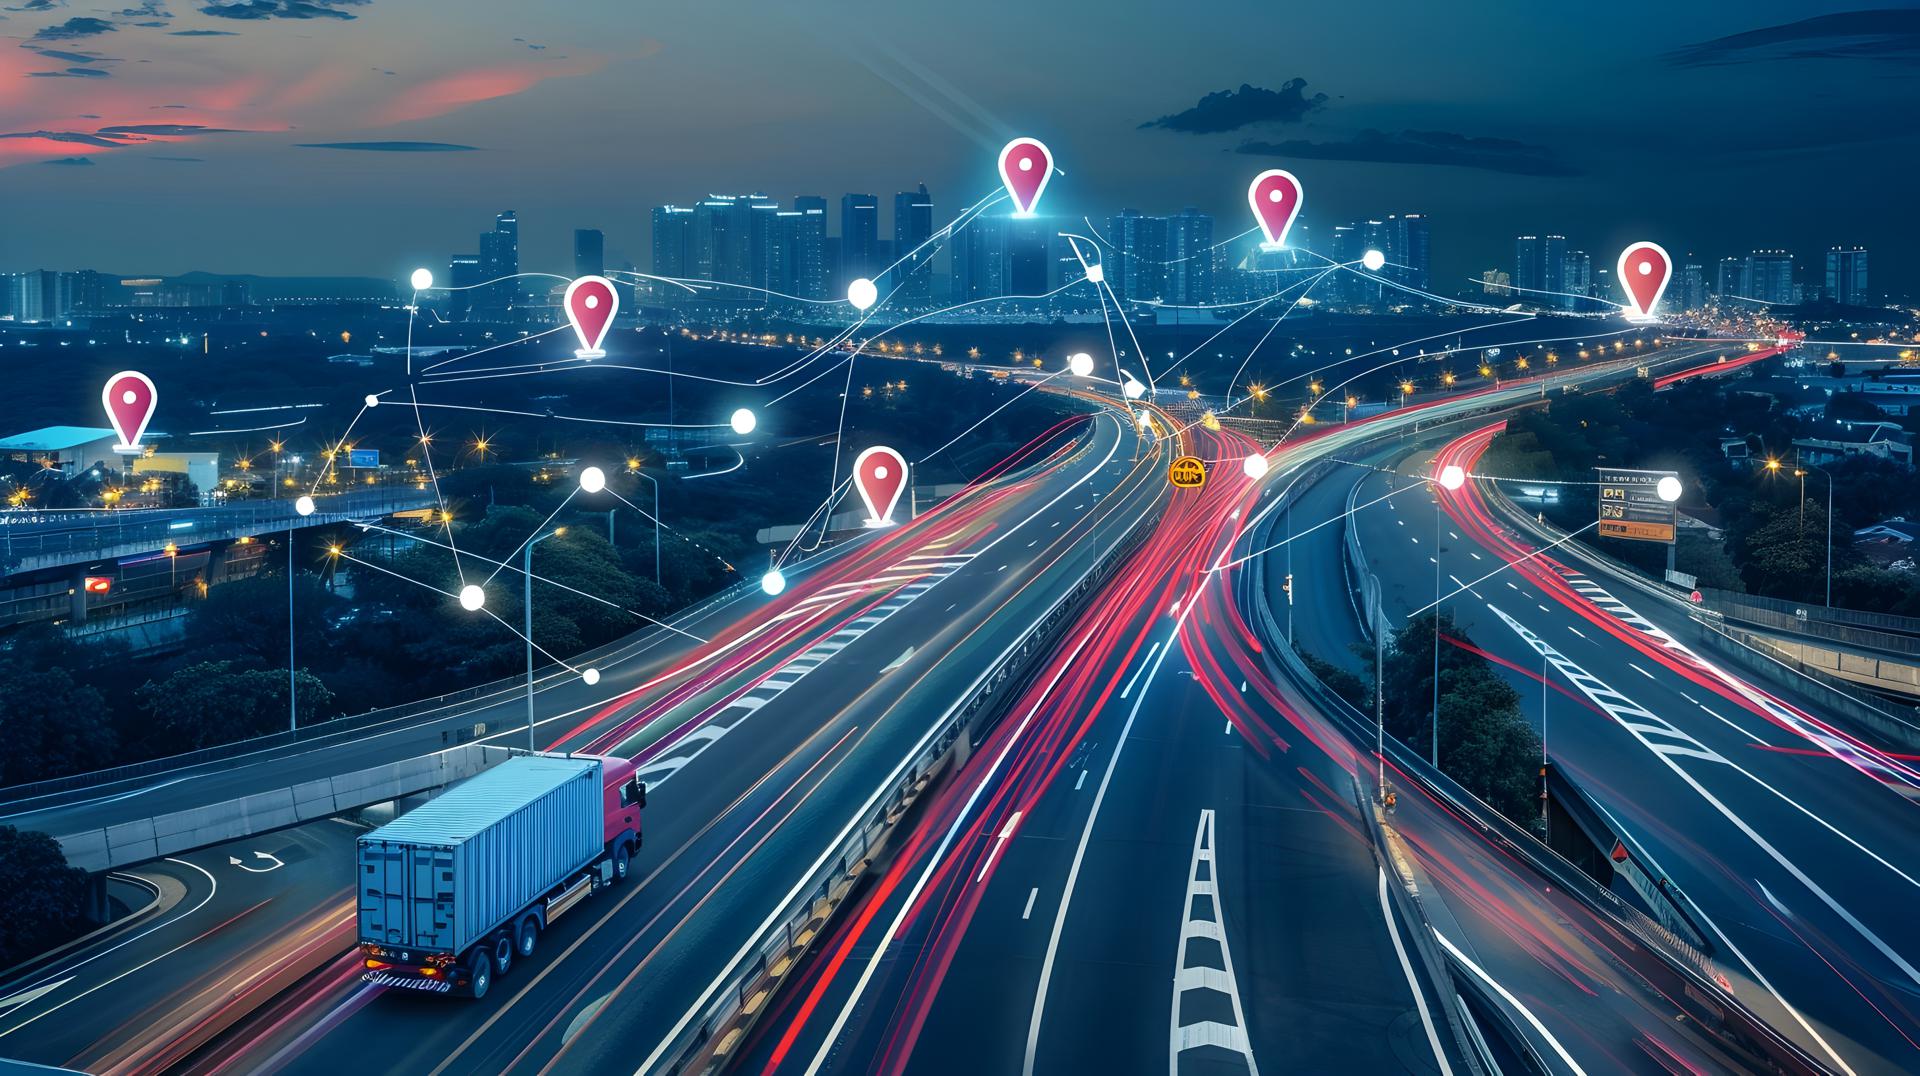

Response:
(839, 194), (879, 293)
(791, 197), (828, 299)
(479, 211), (519, 315)
(1679, 263), (1708, 311)
(1745, 250), (1794, 305)
(1387, 213), (1430, 290)
(1106, 210), (1166, 304)
(1326, 224), (1360, 305)
(447, 254), (481, 319)
(1560, 250), (1592, 308)
(573, 229), (604, 279)
(952, 215), (1009, 303)
(1715, 256), (1746, 299)
(1514, 235), (1566, 299)
(892, 185), (934, 307)
(1164, 209), (1214, 305)
(651, 205), (695, 278)
(1825, 246), (1869, 305)
(1007, 216), (1053, 296)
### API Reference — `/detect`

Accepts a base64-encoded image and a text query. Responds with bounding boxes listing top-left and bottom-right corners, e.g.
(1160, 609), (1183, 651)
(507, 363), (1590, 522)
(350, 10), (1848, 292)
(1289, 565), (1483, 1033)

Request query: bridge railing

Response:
(1, 490), (439, 569)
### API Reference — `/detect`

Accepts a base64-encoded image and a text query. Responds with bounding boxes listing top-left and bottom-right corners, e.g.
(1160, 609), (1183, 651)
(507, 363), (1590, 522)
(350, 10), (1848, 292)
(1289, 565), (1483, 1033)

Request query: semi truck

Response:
(356, 753), (644, 998)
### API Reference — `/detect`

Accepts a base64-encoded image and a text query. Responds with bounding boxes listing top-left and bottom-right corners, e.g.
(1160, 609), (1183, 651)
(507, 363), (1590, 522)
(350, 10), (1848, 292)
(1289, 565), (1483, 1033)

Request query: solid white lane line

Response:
(1120, 641), (1163, 700)
(1701, 705), (1768, 746)
(1024, 626), (1180, 1075)
(1434, 930), (1584, 1076)
(1023, 888), (1038, 920)
(1379, 870), (1453, 1076)
(1629, 662), (1656, 680)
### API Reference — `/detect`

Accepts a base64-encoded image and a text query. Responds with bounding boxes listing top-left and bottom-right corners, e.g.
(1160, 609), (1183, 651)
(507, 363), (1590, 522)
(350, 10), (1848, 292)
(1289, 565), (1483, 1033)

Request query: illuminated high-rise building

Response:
(1163, 208), (1214, 305)
(1745, 250), (1794, 305)
(1825, 246), (1868, 305)
(891, 185), (934, 306)
(1107, 209), (1166, 304)
(573, 229), (604, 279)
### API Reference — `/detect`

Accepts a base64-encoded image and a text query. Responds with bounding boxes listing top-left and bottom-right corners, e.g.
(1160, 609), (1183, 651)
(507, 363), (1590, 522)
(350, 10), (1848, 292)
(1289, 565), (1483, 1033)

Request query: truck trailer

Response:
(356, 753), (644, 998)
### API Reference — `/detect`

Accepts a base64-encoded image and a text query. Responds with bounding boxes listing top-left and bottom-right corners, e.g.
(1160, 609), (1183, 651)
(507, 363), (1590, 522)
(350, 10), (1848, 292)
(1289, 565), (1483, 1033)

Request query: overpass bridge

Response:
(1, 488), (440, 625)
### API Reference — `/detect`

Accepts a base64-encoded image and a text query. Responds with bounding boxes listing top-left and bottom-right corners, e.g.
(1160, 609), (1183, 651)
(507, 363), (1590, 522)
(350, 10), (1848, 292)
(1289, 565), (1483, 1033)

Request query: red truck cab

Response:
(583, 753), (644, 881)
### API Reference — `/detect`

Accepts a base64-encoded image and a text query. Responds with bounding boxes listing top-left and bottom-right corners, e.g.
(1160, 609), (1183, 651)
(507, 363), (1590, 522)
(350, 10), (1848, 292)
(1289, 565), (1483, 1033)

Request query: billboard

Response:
(347, 448), (380, 468)
(1596, 467), (1677, 543)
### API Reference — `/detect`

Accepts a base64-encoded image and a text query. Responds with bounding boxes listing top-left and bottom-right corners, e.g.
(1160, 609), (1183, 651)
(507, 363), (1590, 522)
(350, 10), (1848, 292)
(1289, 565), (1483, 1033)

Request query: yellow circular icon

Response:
(1168, 455), (1207, 489)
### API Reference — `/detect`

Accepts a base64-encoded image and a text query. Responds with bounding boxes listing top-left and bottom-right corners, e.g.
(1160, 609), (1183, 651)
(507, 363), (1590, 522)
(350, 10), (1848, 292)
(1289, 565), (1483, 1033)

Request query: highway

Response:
(1323, 422), (1920, 1075)
(4, 339), (1875, 1075)
(0, 404), (1161, 1072)
(113, 403), (1169, 1075)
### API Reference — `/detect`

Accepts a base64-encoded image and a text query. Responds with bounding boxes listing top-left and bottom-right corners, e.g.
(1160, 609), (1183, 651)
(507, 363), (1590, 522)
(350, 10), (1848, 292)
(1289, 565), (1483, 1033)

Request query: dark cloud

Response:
(0, 130), (122, 144)
(1140, 80), (1328, 134)
(169, 27), (235, 34)
(31, 15), (114, 38)
(4, 0), (63, 11)
(95, 122), (242, 135)
(1668, 9), (1920, 67)
(28, 65), (111, 76)
(149, 154), (202, 161)
(295, 140), (477, 151)
(199, 0), (366, 20)
(43, 156), (93, 165)
(24, 46), (105, 62)
(117, 1), (170, 17)
(1236, 128), (1579, 177)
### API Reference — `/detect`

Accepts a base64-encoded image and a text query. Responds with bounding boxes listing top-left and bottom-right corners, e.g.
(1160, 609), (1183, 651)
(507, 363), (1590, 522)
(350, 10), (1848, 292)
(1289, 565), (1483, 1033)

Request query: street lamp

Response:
(524, 527), (566, 753)
(1430, 465), (1466, 768)
(1796, 462), (1835, 606)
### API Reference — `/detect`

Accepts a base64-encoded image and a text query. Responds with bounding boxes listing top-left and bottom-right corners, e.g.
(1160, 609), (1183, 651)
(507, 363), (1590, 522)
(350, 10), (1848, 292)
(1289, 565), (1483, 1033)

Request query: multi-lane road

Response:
(5, 338), (1910, 1075)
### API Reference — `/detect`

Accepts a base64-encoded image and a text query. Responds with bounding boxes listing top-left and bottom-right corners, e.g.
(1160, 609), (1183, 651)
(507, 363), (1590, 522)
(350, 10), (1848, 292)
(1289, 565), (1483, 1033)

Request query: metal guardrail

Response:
(1699, 589), (1920, 658)
(1698, 586), (1920, 639)
(1274, 460), (1829, 1076)
(646, 487), (1164, 1076)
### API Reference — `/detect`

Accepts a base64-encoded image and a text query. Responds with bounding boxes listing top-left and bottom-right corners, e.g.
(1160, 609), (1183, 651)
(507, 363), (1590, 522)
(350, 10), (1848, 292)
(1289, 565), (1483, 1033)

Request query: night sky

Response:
(4, 1), (1919, 295)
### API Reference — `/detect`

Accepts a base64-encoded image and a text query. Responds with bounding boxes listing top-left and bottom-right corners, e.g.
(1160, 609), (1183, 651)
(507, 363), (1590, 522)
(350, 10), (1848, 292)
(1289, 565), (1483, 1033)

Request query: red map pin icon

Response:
(998, 138), (1053, 216)
(853, 445), (909, 527)
(564, 275), (619, 358)
(102, 370), (157, 454)
(1616, 242), (1671, 321)
(1248, 169), (1303, 248)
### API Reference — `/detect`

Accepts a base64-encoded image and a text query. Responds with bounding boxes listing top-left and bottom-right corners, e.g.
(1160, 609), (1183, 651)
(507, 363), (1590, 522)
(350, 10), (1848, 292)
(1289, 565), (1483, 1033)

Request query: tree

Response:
(185, 569), (334, 668)
(1740, 502), (1850, 601)
(133, 662), (333, 754)
(0, 826), (91, 968)
(0, 625), (120, 787)
(1381, 612), (1541, 822)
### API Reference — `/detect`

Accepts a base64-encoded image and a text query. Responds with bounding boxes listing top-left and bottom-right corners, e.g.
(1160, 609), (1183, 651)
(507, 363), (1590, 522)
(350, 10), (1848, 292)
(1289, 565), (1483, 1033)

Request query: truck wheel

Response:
(516, 918), (539, 959)
(490, 932), (514, 977)
(612, 841), (631, 883)
(468, 952), (492, 999)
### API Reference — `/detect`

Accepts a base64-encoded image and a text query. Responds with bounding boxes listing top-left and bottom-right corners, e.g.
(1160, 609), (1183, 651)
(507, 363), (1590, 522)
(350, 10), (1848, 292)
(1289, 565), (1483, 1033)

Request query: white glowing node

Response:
(760, 568), (787, 596)
(1122, 378), (1145, 399)
(459, 584), (485, 611)
(1438, 464), (1466, 491)
(579, 465), (606, 493)
(1362, 249), (1387, 271)
(295, 495), (316, 516)
(364, 394), (380, 408)
(1085, 263), (1105, 284)
(847, 278), (878, 311)
(409, 267), (433, 291)
(582, 668), (601, 686)
(1136, 411), (1152, 428)
(1243, 454), (1270, 480)
(1068, 352), (1094, 377)
(730, 407), (756, 435)
(1657, 475), (1683, 502)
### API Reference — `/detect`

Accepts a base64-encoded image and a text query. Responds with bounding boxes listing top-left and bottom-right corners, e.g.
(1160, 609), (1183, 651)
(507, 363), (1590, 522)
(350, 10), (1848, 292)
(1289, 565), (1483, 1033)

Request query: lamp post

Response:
(1797, 461), (1835, 607)
(635, 470), (661, 583)
(524, 527), (565, 753)
(288, 530), (297, 732)
(1433, 464), (1467, 769)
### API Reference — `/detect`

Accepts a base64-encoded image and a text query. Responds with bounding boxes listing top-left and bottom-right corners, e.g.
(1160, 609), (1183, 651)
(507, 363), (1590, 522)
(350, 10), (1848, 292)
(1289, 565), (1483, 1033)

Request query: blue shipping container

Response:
(357, 755), (602, 957)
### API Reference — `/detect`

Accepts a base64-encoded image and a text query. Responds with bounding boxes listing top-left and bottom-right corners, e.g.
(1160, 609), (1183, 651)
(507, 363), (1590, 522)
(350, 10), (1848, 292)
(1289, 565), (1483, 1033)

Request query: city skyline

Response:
(1, 3), (1916, 291)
